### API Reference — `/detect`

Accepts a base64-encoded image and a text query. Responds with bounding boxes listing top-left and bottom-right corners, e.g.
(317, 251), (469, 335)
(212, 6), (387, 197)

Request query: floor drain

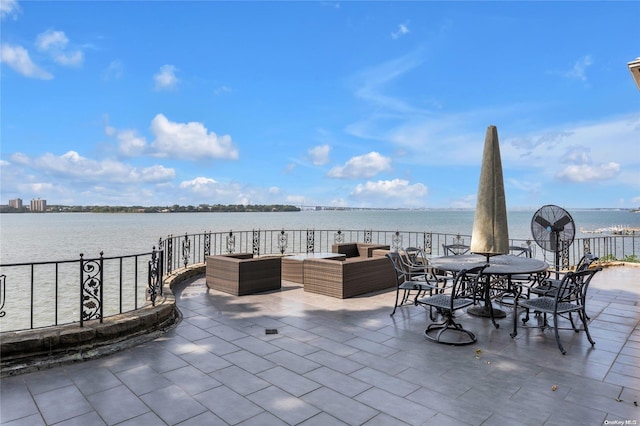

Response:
(265, 329), (278, 335)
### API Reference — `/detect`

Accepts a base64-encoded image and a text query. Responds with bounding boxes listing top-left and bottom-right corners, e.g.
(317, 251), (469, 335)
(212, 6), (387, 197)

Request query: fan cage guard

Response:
(531, 205), (575, 272)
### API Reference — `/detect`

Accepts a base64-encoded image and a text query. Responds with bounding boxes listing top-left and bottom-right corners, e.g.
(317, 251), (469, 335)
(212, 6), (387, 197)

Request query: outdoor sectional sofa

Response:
(206, 253), (281, 296)
(303, 243), (395, 298)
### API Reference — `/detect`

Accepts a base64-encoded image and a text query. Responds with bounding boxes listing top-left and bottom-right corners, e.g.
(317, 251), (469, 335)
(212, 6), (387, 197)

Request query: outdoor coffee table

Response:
(429, 254), (548, 328)
(281, 252), (346, 283)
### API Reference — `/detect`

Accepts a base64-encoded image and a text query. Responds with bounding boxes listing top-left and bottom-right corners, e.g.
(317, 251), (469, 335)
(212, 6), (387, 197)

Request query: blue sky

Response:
(1, 1), (639, 209)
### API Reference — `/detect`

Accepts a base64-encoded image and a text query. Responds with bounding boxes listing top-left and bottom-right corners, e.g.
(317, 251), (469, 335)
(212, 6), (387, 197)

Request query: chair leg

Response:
(579, 310), (596, 347)
(390, 288), (401, 316)
(553, 313), (567, 355)
(510, 300), (519, 338)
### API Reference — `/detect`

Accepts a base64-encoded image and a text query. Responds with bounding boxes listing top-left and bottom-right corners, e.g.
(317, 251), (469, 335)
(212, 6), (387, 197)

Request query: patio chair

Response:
(403, 247), (452, 286)
(511, 267), (602, 354)
(494, 245), (535, 306)
(387, 251), (441, 317)
(442, 243), (470, 256)
(528, 252), (598, 298)
(416, 264), (488, 345)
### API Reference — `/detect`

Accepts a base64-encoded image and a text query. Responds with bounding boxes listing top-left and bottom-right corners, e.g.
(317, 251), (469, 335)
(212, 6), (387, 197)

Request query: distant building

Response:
(30, 198), (47, 212)
(9, 198), (23, 209)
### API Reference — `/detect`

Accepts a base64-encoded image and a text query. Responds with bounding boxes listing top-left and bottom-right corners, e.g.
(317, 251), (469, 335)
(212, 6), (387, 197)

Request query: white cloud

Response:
(154, 64), (179, 91)
(214, 85), (232, 95)
(351, 179), (427, 205)
(352, 50), (424, 114)
(179, 177), (218, 192)
(179, 177), (253, 204)
(1, 0), (20, 20)
(328, 151), (391, 179)
(36, 29), (83, 67)
(0, 43), (53, 79)
(36, 30), (69, 51)
(13, 150), (175, 184)
(16, 182), (54, 195)
(149, 114), (239, 160)
(391, 23), (409, 40)
(308, 144), (331, 166)
(556, 162), (620, 183)
(103, 60), (124, 80)
(563, 55), (593, 81)
(116, 129), (147, 157)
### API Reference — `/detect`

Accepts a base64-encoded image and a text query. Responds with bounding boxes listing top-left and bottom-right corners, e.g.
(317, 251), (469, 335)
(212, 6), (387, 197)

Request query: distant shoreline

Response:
(1, 204), (638, 214)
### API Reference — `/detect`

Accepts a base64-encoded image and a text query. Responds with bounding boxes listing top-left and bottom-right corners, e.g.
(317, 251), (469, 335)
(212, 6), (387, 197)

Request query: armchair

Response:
(511, 267), (602, 354)
(206, 253), (281, 296)
(416, 265), (488, 345)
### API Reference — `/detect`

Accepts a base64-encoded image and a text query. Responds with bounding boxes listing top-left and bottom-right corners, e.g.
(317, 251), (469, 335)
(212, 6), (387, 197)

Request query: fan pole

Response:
(554, 231), (561, 279)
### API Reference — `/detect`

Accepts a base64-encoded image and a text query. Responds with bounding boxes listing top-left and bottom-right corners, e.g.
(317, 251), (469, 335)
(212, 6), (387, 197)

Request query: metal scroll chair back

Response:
(442, 243), (470, 256)
(509, 245), (532, 257)
(512, 267), (602, 354)
(531, 252), (598, 298)
(417, 264), (488, 345)
(387, 252), (439, 316)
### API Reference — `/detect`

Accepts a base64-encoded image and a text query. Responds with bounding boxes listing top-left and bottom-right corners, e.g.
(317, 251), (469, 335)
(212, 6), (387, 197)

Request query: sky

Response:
(1, 1), (639, 210)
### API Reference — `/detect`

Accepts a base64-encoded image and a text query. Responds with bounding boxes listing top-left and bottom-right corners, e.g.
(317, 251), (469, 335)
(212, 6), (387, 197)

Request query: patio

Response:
(1, 265), (639, 425)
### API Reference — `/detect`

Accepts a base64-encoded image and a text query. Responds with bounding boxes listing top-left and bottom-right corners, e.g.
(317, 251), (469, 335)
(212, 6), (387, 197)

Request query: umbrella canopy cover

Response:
(470, 125), (509, 256)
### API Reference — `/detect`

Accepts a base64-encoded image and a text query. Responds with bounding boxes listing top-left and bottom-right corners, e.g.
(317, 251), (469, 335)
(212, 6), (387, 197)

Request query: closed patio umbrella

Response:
(470, 125), (509, 259)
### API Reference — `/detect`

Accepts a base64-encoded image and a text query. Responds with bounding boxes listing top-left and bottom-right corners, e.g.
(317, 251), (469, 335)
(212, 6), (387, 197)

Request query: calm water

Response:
(1, 209), (638, 263)
(1, 209), (638, 331)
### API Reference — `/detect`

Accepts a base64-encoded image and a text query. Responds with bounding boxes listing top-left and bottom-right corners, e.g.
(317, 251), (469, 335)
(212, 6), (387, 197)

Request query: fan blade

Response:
(534, 215), (552, 229)
(552, 215), (571, 231)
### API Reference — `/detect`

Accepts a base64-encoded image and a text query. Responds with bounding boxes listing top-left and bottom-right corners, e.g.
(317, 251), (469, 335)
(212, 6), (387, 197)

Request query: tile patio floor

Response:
(1, 265), (639, 425)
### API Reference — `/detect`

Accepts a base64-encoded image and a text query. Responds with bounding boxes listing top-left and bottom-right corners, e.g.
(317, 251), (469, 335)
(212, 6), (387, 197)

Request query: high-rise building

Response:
(9, 198), (23, 209)
(30, 198), (47, 212)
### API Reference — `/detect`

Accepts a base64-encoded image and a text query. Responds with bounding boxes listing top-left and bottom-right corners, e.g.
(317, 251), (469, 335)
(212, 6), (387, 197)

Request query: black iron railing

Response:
(1, 229), (637, 332)
(0, 248), (162, 331)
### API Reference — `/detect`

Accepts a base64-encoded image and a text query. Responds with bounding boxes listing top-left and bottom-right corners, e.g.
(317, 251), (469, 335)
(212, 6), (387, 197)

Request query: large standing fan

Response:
(531, 205), (575, 278)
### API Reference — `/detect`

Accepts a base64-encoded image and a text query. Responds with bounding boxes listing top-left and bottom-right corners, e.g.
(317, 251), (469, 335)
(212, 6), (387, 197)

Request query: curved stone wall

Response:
(0, 264), (204, 377)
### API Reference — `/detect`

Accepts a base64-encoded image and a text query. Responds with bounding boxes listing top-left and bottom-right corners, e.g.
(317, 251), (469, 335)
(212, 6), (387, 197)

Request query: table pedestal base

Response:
(467, 305), (507, 318)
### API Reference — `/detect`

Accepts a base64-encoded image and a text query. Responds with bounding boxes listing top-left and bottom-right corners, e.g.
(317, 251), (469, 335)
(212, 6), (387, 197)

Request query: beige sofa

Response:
(303, 243), (394, 298)
(206, 253), (281, 296)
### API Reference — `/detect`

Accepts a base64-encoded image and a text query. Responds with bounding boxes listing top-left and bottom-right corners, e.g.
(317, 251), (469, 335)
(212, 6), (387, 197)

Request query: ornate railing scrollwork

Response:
(306, 229), (315, 253)
(80, 252), (103, 325)
(166, 235), (173, 274)
(148, 247), (160, 306)
(182, 233), (191, 268)
(561, 240), (570, 270)
(253, 230), (260, 256)
(334, 230), (344, 244)
(392, 231), (402, 251)
(0, 274), (6, 318)
(364, 230), (372, 244)
(423, 232), (432, 255)
(278, 230), (288, 254)
(204, 231), (211, 257)
(226, 231), (236, 254)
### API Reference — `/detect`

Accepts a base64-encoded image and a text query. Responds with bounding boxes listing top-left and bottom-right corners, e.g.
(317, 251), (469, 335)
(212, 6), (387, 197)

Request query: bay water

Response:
(1, 209), (638, 331)
(1, 208), (639, 264)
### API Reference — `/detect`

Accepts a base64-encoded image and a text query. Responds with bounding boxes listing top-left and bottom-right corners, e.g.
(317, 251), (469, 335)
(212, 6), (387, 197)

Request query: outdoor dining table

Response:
(429, 254), (548, 328)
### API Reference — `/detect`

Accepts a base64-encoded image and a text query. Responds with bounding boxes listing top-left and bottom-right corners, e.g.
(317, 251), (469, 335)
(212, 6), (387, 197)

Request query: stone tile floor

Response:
(1, 266), (639, 425)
